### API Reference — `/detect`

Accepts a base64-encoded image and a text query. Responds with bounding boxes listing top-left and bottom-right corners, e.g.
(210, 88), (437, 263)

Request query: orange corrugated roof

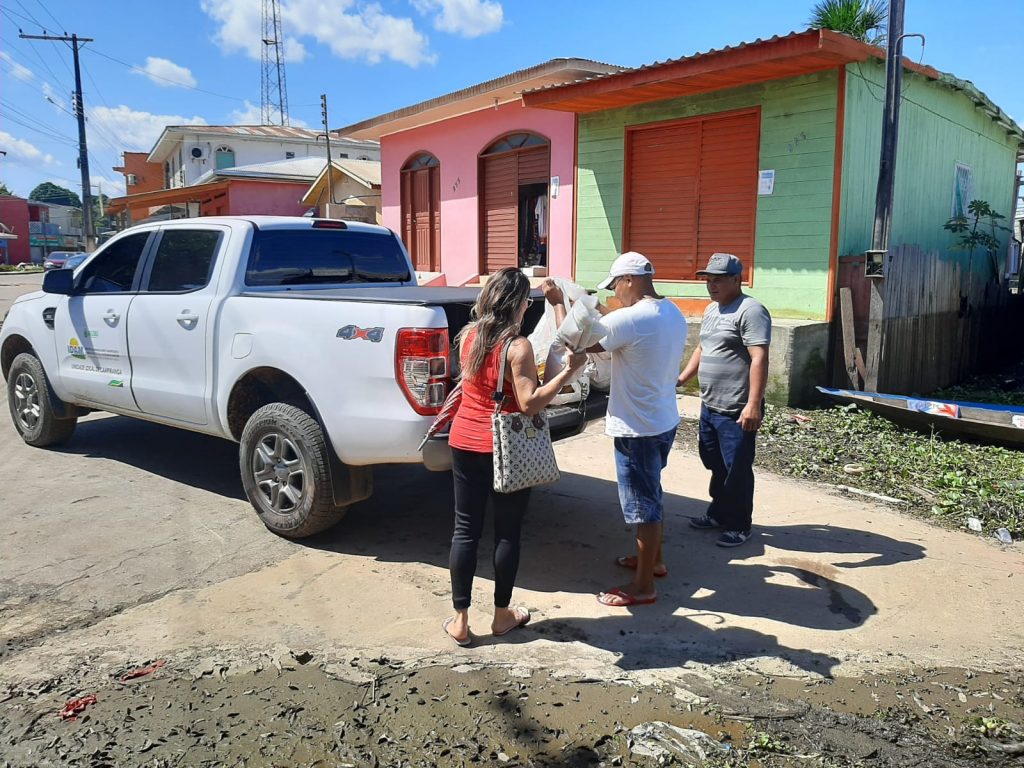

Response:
(523, 29), (941, 113)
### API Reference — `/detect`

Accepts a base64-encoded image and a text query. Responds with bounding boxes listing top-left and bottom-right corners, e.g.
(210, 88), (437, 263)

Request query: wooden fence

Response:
(836, 244), (1009, 394)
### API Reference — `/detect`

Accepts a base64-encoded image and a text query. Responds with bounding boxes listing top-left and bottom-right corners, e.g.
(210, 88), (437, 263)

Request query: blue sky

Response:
(0, 0), (1019, 204)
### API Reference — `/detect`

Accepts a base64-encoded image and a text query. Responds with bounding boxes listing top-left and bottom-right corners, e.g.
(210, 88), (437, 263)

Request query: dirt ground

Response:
(2, 273), (1023, 766)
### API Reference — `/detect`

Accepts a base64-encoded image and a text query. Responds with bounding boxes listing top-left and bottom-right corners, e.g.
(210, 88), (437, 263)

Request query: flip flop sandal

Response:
(614, 555), (668, 578)
(492, 607), (531, 637)
(442, 617), (473, 647)
(597, 587), (657, 607)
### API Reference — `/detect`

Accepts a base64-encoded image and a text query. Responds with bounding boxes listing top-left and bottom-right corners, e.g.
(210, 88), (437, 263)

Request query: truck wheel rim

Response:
(13, 373), (41, 432)
(251, 432), (306, 515)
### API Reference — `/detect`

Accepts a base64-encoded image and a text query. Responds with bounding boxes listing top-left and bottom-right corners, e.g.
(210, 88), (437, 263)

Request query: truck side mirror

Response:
(42, 268), (75, 295)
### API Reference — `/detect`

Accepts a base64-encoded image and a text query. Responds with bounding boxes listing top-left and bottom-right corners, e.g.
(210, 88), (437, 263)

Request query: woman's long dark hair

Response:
(457, 267), (531, 378)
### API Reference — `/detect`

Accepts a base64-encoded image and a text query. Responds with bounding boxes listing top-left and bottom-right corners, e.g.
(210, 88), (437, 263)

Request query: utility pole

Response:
(864, 0), (905, 391)
(319, 94), (337, 218)
(20, 31), (96, 251)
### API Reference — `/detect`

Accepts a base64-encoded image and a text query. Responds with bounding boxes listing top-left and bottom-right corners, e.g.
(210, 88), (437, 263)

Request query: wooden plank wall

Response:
(837, 245), (1008, 394)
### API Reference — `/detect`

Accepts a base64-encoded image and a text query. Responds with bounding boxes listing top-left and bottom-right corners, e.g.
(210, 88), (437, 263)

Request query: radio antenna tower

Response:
(261, 0), (290, 126)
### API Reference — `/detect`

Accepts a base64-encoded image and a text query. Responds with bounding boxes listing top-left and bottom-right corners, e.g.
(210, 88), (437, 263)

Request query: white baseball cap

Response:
(596, 251), (655, 290)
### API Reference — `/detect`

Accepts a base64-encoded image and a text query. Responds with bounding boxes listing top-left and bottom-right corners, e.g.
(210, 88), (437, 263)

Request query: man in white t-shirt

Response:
(546, 252), (687, 607)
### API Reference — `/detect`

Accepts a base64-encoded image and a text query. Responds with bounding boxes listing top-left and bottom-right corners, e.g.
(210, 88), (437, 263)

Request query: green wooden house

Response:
(523, 29), (1023, 402)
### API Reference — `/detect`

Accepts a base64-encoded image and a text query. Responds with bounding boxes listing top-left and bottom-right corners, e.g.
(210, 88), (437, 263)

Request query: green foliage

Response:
(808, 0), (888, 44)
(944, 200), (1009, 274)
(749, 731), (789, 754)
(29, 182), (82, 208)
(758, 404), (1024, 535)
(0, 181), (14, 197)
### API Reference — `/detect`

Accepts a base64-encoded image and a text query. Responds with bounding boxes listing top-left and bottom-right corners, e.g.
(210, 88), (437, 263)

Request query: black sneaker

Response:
(716, 530), (751, 548)
(689, 514), (722, 530)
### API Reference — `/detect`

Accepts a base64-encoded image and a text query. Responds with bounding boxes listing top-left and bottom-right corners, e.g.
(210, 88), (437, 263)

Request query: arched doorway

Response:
(479, 132), (550, 274)
(400, 152), (440, 272)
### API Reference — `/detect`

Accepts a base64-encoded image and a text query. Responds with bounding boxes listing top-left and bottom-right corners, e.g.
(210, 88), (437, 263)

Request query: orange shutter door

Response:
(625, 123), (700, 279)
(697, 111), (759, 281)
(481, 153), (518, 272)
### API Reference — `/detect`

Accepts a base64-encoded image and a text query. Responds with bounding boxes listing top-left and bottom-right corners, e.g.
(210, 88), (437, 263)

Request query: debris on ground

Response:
(56, 693), (96, 721)
(3, 655), (1022, 767)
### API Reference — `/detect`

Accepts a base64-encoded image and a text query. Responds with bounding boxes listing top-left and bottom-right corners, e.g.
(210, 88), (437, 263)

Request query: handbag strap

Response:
(492, 337), (515, 416)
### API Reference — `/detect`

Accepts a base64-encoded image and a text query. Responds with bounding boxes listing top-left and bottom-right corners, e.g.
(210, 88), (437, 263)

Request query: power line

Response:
(84, 46), (254, 103)
(32, 0), (67, 34)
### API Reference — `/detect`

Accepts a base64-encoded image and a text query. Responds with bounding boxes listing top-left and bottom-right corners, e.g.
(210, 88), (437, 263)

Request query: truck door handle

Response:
(176, 311), (200, 329)
(103, 309), (119, 325)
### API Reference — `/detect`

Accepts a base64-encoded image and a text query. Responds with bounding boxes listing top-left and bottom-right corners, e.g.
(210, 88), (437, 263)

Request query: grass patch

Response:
(754, 404), (1024, 536)
(0, 264), (43, 273)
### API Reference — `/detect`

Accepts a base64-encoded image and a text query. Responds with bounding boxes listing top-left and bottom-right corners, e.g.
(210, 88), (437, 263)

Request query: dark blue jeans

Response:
(698, 403), (757, 533)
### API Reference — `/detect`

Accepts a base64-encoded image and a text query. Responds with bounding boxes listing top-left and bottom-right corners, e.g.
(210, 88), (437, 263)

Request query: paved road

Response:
(2, 273), (1022, 688)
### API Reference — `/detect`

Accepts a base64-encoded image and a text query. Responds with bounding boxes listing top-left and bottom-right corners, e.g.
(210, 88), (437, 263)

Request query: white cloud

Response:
(0, 51), (36, 83)
(413, 0), (503, 38)
(201, 0), (434, 67)
(0, 131), (55, 165)
(88, 106), (208, 153)
(229, 100), (308, 129)
(137, 57), (198, 88)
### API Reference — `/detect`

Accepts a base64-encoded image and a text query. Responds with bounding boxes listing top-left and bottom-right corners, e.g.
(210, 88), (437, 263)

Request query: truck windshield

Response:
(246, 229), (412, 286)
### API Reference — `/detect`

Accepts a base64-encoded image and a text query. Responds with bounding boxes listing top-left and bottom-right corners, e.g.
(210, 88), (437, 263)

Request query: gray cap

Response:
(696, 252), (743, 276)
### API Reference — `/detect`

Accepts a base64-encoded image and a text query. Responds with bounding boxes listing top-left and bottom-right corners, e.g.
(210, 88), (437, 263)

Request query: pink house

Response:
(338, 58), (622, 286)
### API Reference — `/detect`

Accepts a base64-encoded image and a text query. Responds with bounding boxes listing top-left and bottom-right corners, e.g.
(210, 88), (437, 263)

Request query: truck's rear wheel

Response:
(7, 352), (77, 447)
(239, 402), (347, 538)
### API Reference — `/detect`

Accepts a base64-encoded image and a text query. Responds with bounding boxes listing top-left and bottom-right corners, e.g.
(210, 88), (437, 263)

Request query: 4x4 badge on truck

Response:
(337, 325), (384, 343)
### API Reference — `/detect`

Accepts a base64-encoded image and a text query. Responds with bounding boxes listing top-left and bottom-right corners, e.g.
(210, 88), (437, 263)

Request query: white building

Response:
(147, 125), (380, 189)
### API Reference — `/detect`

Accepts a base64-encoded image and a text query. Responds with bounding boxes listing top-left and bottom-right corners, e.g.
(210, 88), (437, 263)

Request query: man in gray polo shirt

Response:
(677, 253), (771, 547)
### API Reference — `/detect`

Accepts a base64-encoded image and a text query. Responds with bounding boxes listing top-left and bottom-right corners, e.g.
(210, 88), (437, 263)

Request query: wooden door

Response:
(412, 169), (431, 270)
(400, 165), (441, 271)
(430, 167), (440, 272)
(480, 153), (518, 272)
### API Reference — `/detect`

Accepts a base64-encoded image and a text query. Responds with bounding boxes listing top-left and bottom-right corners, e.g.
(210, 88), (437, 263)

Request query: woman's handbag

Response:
(491, 339), (560, 493)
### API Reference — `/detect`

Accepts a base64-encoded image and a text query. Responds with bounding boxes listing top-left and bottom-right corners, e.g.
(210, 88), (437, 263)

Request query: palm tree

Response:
(809, 0), (889, 45)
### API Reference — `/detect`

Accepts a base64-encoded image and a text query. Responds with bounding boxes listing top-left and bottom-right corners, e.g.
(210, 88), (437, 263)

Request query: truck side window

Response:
(78, 233), (150, 294)
(246, 230), (411, 286)
(147, 230), (221, 292)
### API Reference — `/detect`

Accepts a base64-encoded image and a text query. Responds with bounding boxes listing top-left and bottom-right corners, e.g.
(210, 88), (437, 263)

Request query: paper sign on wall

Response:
(758, 170), (775, 196)
(550, 175), (560, 199)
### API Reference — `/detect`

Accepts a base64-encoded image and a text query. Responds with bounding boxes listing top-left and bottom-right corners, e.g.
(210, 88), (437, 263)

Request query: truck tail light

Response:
(396, 328), (449, 415)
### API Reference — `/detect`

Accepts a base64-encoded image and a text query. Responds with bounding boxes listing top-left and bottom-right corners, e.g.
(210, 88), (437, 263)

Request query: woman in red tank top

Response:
(443, 268), (586, 646)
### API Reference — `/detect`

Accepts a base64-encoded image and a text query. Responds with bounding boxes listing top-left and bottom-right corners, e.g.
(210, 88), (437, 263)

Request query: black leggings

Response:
(449, 446), (531, 611)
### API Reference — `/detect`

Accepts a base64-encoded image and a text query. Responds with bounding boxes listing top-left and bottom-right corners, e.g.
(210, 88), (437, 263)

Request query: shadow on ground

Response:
(52, 415), (926, 677)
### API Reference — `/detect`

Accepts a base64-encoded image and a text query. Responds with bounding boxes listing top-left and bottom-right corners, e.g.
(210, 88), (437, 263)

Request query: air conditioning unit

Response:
(189, 145), (208, 161)
(126, 173), (138, 186)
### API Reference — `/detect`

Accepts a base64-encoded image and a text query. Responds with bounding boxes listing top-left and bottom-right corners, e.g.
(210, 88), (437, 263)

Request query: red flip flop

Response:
(614, 555), (668, 578)
(597, 587), (657, 607)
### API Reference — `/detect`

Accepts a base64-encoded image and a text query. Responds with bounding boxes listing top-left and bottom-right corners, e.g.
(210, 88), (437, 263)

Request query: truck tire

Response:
(239, 402), (347, 538)
(7, 352), (77, 447)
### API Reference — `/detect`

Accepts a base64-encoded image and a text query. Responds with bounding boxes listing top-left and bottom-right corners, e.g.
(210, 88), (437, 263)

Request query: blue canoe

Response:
(817, 387), (1024, 449)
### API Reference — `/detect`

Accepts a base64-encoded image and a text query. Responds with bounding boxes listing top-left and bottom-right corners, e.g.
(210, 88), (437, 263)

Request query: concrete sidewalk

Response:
(3, 404), (1021, 687)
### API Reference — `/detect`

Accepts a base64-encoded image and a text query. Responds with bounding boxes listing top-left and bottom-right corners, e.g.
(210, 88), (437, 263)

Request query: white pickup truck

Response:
(1, 216), (587, 537)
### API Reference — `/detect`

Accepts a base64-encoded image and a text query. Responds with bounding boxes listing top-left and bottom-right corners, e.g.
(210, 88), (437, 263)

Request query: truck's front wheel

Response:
(239, 403), (347, 538)
(7, 352), (77, 447)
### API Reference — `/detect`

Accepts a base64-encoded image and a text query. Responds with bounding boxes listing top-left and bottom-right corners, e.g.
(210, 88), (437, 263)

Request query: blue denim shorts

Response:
(613, 427), (677, 525)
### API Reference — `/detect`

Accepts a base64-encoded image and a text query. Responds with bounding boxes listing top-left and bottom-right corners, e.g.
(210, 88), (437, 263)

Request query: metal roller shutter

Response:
(517, 146), (549, 184)
(625, 109), (759, 281)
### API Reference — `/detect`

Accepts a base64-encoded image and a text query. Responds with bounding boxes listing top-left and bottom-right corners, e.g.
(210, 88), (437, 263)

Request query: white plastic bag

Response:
(526, 278), (595, 403)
